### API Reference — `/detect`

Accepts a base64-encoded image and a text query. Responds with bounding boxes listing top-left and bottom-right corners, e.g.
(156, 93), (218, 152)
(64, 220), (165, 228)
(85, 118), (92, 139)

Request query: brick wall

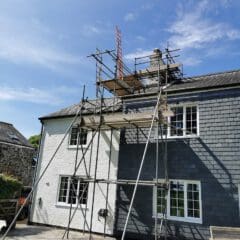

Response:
(115, 88), (240, 240)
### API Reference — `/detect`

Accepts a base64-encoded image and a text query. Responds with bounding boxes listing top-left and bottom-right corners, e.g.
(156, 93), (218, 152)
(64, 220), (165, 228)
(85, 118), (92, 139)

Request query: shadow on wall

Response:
(35, 197), (49, 225)
(97, 183), (115, 232)
(114, 138), (239, 240)
(101, 130), (119, 169)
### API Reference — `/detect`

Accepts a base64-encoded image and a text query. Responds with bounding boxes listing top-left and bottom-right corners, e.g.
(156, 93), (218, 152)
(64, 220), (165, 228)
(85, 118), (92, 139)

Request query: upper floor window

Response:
(153, 180), (202, 223)
(58, 176), (88, 206)
(69, 127), (88, 146)
(169, 105), (198, 137)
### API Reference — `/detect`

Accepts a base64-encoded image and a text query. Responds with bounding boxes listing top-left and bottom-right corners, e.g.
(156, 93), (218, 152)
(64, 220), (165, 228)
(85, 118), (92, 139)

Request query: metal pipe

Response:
(62, 182), (90, 239)
(28, 122), (44, 224)
(1, 104), (83, 240)
(66, 86), (86, 238)
(104, 128), (113, 236)
(121, 90), (162, 240)
(83, 130), (94, 234)
(89, 65), (104, 240)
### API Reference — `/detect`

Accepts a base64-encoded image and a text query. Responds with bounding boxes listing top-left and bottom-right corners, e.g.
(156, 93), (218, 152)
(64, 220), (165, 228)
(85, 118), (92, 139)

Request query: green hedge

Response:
(0, 174), (23, 199)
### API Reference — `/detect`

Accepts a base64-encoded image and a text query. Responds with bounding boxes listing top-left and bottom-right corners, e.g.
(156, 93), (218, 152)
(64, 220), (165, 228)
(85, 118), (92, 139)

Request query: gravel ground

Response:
(0, 221), (116, 240)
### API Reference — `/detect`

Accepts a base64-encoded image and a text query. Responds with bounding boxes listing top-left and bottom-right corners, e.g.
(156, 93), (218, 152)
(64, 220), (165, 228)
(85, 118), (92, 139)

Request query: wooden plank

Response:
(99, 63), (181, 96)
(139, 63), (181, 76)
(80, 111), (166, 129)
(101, 80), (129, 96)
(210, 226), (240, 240)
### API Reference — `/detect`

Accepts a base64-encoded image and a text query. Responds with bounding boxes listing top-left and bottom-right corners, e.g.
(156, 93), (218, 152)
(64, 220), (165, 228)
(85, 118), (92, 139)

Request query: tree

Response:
(28, 134), (40, 149)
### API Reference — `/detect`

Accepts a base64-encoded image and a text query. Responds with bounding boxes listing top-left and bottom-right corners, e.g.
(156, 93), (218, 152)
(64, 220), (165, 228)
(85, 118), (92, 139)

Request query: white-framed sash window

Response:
(153, 180), (202, 224)
(169, 105), (199, 138)
(57, 176), (88, 207)
(69, 127), (88, 146)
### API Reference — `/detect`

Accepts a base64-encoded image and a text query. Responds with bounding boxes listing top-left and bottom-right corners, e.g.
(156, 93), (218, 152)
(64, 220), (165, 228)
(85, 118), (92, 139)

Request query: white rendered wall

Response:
(30, 117), (120, 235)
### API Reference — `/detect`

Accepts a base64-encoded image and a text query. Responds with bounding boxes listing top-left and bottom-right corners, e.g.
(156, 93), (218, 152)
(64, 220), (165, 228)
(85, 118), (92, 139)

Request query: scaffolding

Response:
(60, 46), (182, 240)
(1, 39), (183, 240)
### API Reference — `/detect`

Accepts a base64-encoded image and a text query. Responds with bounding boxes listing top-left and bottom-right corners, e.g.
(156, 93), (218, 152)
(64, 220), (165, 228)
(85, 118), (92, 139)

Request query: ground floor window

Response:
(58, 176), (88, 206)
(153, 180), (202, 223)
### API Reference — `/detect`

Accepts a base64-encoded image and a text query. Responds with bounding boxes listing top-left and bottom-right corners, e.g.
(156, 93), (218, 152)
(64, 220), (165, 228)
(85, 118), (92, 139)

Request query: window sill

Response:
(68, 145), (88, 150)
(161, 135), (200, 140)
(55, 203), (88, 209)
(152, 215), (202, 224)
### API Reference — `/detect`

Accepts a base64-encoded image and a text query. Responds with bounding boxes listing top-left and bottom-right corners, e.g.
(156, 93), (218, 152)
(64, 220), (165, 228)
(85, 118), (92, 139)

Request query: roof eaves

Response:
(39, 108), (123, 121)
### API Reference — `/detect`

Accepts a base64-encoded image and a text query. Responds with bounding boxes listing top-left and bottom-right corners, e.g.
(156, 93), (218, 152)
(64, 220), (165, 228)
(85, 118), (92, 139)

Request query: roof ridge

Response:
(0, 121), (13, 126)
(184, 68), (240, 81)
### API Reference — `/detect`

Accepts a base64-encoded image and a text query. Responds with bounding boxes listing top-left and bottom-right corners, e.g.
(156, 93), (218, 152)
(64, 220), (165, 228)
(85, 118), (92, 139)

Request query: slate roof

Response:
(40, 69), (240, 120)
(166, 69), (240, 93)
(40, 98), (122, 120)
(0, 122), (33, 148)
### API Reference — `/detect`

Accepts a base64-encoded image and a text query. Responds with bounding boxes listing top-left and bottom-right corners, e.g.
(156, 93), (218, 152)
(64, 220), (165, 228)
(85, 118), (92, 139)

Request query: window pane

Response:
(170, 181), (184, 217)
(170, 107), (183, 136)
(186, 106), (197, 135)
(187, 183), (200, 218)
(78, 181), (88, 204)
(159, 125), (167, 138)
(78, 129), (88, 145)
(194, 209), (200, 218)
(70, 127), (78, 145)
(58, 177), (68, 202)
(68, 177), (78, 204)
(156, 185), (166, 214)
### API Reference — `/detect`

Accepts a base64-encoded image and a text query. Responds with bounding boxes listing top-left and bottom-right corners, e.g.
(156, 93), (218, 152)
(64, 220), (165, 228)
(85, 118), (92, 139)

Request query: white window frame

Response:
(153, 179), (202, 224)
(162, 104), (199, 139)
(56, 175), (88, 208)
(68, 126), (88, 148)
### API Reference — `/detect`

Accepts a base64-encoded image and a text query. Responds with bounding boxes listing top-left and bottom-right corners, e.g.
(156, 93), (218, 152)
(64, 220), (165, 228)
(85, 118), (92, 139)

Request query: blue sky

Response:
(0, 0), (240, 137)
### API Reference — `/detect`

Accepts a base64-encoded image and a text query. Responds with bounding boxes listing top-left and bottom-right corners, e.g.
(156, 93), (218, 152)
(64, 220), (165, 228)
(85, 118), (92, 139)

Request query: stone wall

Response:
(0, 142), (35, 186)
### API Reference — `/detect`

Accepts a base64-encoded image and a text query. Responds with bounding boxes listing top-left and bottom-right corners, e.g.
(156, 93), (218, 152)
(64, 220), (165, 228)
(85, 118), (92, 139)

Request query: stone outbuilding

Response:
(0, 122), (35, 186)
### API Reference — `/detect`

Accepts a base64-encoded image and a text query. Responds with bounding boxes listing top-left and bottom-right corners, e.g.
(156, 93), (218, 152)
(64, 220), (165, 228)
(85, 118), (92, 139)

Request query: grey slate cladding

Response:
(115, 88), (240, 240)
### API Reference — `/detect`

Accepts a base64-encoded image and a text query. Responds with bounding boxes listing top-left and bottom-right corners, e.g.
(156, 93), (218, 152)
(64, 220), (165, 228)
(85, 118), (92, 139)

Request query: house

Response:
(0, 122), (35, 186)
(30, 50), (240, 240)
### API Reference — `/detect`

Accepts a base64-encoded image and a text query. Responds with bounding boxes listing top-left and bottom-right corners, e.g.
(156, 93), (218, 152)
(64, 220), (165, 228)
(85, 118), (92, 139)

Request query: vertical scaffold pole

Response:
(89, 49), (104, 240)
(65, 86), (86, 239)
(121, 90), (162, 240)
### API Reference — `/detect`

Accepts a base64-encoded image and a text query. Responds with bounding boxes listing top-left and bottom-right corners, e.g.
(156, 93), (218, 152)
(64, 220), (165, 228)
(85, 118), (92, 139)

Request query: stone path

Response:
(0, 222), (116, 240)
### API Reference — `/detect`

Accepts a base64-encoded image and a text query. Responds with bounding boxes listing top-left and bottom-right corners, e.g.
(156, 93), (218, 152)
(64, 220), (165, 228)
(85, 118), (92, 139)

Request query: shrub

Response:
(0, 174), (23, 199)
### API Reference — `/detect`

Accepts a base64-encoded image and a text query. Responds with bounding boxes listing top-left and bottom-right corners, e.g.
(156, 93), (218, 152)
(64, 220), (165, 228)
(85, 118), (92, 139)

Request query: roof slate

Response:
(166, 69), (240, 93)
(40, 69), (240, 120)
(40, 98), (122, 120)
(0, 122), (33, 148)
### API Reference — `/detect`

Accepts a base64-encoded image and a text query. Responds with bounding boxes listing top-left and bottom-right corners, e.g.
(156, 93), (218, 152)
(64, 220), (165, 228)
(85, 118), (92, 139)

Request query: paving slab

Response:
(0, 222), (116, 240)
